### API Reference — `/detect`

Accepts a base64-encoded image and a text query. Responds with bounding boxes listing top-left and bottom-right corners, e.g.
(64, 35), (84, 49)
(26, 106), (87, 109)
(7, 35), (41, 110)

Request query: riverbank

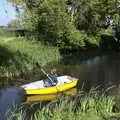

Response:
(0, 37), (61, 87)
(1, 37), (120, 120)
(8, 89), (120, 120)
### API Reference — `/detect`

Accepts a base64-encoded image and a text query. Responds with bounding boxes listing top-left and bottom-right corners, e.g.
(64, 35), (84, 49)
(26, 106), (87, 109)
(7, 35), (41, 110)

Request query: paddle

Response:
(36, 63), (57, 86)
(36, 63), (53, 82)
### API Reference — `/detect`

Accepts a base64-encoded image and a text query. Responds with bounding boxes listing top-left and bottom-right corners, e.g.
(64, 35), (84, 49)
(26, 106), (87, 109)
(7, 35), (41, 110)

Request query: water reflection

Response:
(19, 88), (77, 120)
(25, 88), (77, 102)
(53, 53), (120, 92)
(0, 87), (24, 120)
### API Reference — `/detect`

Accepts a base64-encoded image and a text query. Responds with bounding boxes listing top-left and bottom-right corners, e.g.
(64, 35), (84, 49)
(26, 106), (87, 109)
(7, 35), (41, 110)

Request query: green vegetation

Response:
(0, 27), (15, 37)
(1, 0), (119, 83)
(7, 0), (120, 51)
(1, 0), (120, 119)
(0, 36), (60, 84)
(8, 89), (120, 120)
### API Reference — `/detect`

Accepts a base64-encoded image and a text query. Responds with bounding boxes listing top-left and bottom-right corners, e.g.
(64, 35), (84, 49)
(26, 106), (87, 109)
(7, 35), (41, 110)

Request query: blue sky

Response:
(0, 0), (16, 26)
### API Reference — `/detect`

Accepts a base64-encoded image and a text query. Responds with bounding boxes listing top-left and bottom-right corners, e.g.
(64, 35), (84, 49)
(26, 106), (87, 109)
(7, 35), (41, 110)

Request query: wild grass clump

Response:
(0, 37), (61, 84)
(8, 89), (120, 120)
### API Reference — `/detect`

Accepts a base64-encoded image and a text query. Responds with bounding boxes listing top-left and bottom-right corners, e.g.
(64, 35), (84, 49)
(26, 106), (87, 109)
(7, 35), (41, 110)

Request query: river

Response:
(0, 52), (120, 119)
(58, 52), (120, 92)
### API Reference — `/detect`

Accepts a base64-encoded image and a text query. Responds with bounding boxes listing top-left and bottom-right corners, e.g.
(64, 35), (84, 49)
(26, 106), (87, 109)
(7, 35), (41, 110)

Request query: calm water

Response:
(0, 52), (120, 119)
(57, 52), (120, 92)
(0, 87), (24, 120)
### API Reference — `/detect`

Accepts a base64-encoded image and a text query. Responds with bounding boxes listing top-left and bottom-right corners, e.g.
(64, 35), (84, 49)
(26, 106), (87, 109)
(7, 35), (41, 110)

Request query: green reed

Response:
(0, 37), (61, 83)
(8, 89), (120, 120)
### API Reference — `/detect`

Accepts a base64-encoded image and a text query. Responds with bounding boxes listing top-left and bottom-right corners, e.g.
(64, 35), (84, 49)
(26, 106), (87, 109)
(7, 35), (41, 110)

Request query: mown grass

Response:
(0, 37), (61, 84)
(8, 89), (120, 120)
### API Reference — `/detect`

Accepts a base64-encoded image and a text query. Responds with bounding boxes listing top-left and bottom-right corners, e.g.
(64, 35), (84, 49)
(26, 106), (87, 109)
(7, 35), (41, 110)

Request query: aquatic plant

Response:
(8, 89), (120, 120)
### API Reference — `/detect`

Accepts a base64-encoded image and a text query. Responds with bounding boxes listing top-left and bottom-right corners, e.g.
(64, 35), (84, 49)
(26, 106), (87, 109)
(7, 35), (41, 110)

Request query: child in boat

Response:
(48, 68), (58, 85)
(44, 68), (58, 87)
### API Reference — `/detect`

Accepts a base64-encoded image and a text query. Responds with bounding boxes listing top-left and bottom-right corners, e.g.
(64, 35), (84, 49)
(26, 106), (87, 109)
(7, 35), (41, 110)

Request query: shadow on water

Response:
(46, 52), (120, 93)
(39, 51), (120, 99)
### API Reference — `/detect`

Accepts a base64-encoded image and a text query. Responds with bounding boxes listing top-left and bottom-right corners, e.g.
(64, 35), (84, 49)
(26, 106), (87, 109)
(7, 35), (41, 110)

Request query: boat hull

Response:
(26, 88), (77, 102)
(25, 79), (78, 95)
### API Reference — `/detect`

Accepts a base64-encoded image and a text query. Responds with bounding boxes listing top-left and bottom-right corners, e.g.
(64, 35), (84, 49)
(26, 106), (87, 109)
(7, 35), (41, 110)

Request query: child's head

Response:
(51, 68), (57, 74)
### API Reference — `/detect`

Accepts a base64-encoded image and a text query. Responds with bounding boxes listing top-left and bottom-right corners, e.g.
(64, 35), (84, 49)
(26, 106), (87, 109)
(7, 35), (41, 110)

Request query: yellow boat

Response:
(26, 88), (77, 102)
(21, 76), (78, 95)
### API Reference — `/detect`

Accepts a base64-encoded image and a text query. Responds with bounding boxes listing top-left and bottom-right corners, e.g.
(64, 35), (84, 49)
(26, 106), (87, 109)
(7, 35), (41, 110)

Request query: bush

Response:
(113, 22), (120, 41)
(59, 30), (86, 50)
(23, 0), (87, 50)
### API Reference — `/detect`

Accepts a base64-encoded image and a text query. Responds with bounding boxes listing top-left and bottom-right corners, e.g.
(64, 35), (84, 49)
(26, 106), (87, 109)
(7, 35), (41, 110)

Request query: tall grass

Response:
(0, 37), (61, 84)
(8, 89), (120, 120)
(0, 28), (15, 38)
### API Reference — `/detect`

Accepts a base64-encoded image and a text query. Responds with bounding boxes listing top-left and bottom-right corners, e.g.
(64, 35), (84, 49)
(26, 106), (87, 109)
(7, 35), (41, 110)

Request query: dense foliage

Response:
(22, 0), (87, 49)
(7, 0), (120, 50)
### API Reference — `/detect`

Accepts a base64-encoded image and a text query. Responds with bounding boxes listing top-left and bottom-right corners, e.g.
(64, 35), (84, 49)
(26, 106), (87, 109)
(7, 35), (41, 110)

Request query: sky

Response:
(0, 0), (16, 26)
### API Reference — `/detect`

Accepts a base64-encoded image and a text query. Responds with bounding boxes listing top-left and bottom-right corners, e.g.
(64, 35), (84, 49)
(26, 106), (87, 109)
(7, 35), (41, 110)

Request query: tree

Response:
(67, 0), (120, 34)
(7, 19), (21, 28)
(7, 0), (23, 4)
(21, 0), (76, 45)
(7, 0), (120, 49)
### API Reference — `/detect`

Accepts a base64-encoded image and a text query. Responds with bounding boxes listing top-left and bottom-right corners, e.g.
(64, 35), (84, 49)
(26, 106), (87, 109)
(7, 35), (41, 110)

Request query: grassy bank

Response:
(0, 37), (61, 84)
(8, 89), (120, 120)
